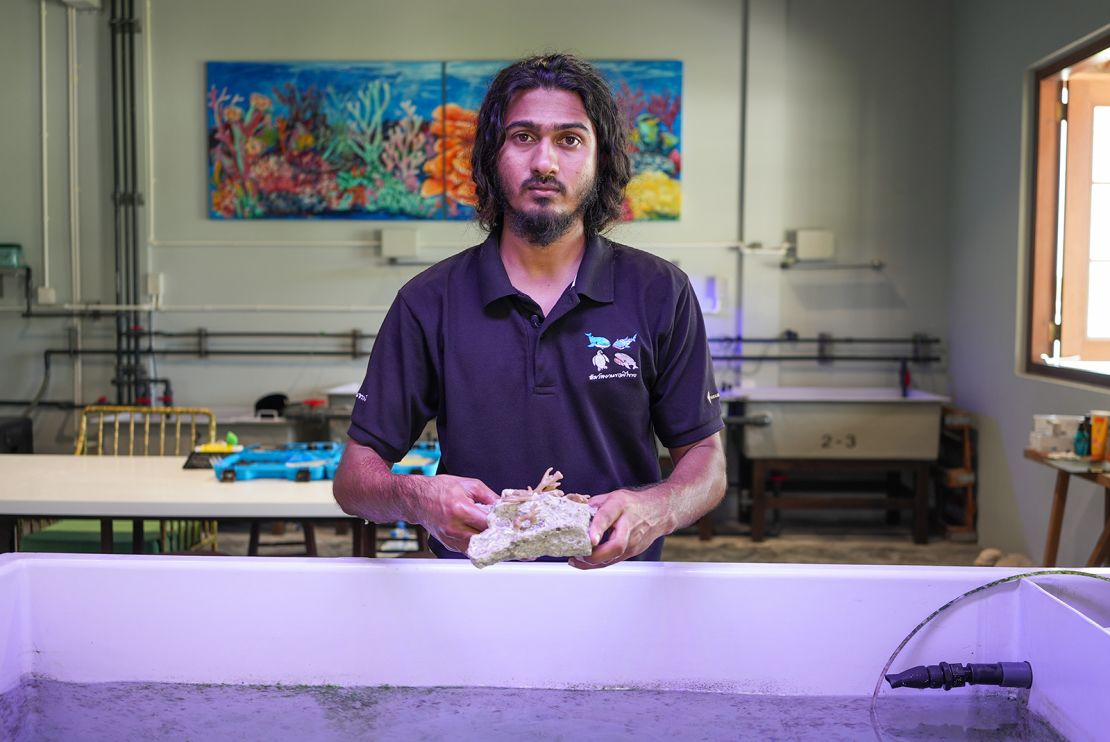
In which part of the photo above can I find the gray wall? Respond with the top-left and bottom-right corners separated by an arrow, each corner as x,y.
949,0 -> 1110,565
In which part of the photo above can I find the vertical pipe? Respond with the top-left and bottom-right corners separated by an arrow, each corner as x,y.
127,0 -> 141,403
110,0 -> 125,403
121,0 -> 132,402
143,0 -> 158,397
123,0 -> 135,402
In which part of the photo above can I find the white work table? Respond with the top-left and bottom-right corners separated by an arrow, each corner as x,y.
0,454 -> 354,553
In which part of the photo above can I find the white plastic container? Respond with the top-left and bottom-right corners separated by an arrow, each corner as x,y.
1028,431 -> 1075,454
0,555 -> 1107,741
1032,414 -> 1084,438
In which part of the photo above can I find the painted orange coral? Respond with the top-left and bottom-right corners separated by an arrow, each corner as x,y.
422,103 -> 478,208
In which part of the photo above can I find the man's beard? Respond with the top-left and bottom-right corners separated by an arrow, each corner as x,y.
501,175 -> 597,247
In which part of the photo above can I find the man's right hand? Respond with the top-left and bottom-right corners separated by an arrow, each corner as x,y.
414,475 -> 498,554
333,441 -> 498,554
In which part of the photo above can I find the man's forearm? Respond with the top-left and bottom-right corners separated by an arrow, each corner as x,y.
332,440 -> 427,524
654,432 -> 727,533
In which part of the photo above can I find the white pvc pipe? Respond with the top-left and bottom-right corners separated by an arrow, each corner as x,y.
148,240 -> 385,248
154,303 -> 390,313
68,7 -> 79,304
146,239 -> 746,249
59,303 -> 155,312
39,0 -> 50,291
0,303 -> 388,314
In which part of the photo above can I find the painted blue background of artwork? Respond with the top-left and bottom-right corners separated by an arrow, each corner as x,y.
593,59 -> 683,154
206,61 -> 443,129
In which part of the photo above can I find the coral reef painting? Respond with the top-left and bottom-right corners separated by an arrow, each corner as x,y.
207,61 -> 442,219
207,59 -> 681,221
595,60 -> 683,221
441,61 -> 506,220
444,60 -> 683,222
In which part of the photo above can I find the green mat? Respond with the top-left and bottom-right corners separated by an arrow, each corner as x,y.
19,519 -> 169,554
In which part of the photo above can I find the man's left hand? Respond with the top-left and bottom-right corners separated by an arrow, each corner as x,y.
568,488 -> 674,570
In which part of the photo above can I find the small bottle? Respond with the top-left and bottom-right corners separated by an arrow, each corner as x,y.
1074,416 -> 1091,457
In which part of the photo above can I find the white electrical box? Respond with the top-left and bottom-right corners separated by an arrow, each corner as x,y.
789,229 -> 836,261
380,229 -> 419,259
144,272 -> 165,297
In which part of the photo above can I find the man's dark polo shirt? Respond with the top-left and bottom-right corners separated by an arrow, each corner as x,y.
349,231 -> 724,560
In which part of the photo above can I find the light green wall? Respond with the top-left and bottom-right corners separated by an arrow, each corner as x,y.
744,0 -> 953,391
11,0 -> 1101,570
1,0 -> 743,451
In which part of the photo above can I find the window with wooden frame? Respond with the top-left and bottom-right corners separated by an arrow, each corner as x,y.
1025,26 -> 1110,387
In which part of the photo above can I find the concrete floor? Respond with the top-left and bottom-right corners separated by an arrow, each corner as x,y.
215,510 -> 986,566
213,478 -> 991,565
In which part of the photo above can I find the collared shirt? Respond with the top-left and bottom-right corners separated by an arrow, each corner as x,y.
349,231 -> 723,558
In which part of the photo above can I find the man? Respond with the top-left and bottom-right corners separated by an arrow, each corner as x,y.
333,53 -> 724,569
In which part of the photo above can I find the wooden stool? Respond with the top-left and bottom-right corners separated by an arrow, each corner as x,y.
248,521 -> 318,556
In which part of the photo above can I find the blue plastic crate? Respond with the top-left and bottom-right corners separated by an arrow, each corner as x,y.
214,442 -> 343,482
391,441 -> 440,476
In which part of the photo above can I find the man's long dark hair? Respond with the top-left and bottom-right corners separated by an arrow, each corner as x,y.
470,53 -> 631,235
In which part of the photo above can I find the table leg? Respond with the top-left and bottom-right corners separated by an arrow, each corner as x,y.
697,514 -> 714,541
100,518 -> 113,553
885,471 -> 902,525
351,521 -> 375,557
365,522 -> 377,556
0,516 -> 14,553
1043,471 -> 1070,568
1085,515 -> 1110,567
303,522 -> 318,557
751,460 -> 767,542
912,463 -> 928,544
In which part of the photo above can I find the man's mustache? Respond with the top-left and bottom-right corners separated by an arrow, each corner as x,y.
520,176 -> 565,194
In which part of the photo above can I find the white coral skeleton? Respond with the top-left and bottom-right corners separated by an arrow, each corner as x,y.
500,468 -> 591,529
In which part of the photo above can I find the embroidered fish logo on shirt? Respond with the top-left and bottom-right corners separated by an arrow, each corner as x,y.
585,332 -> 611,348
612,334 -> 638,350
